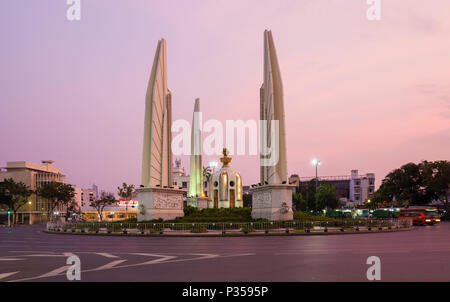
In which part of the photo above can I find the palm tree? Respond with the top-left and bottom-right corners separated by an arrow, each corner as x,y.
203,166 -> 212,197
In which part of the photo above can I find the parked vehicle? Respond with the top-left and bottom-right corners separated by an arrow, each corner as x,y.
399,208 -> 441,226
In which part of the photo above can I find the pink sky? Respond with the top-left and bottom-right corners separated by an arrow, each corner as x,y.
1,0 -> 449,194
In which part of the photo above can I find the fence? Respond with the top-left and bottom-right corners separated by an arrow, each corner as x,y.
47,218 -> 412,235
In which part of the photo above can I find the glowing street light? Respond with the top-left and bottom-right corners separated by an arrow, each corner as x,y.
311,159 -> 321,210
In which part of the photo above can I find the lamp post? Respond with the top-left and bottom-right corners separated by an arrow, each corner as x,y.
312,159 -> 321,212
28,201 -> 32,225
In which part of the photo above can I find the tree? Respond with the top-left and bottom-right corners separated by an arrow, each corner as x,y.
423,160 -> 450,218
65,200 -> 80,222
90,192 -> 116,221
243,193 -> 252,208
203,166 -> 212,197
292,192 -> 307,211
373,161 -> 450,209
37,182 -> 75,221
299,179 -> 318,212
315,184 -> 340,211
117,183 -> 136,219
0,178 -> 33,224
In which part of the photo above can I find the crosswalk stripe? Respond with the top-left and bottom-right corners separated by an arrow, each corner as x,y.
0,272 -> 19,280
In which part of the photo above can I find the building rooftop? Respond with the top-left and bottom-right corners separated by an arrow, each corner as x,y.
1,161 -> 64,175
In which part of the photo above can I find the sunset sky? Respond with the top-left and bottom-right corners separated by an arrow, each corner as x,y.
1,0 -> 449,194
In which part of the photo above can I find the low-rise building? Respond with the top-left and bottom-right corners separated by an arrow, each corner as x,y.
289,170 -> 375,206
0,160 -> 66,224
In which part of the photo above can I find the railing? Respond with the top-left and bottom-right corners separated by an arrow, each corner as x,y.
47,219 -> 413,235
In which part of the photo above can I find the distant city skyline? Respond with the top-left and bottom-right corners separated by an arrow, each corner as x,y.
1,0 -> 449,194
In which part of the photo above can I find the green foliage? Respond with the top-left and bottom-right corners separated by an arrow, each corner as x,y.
37,182 -> 75,219
117,183 -> 136,201
298,179 -> 318,211
292,193 -> 307,211
371,210 -> 397,219
0,178 -> 33,223
315,184 -> 340,210
177,207 -> 253,223
90,192 -> 116,222
325,210 -> 352,219
88,224 -> 100,232
243,193 -> 252,208
183,205 -> 198,216
293,211 -> 338,222
373,161 -> 450,212
190,224 -> 208,233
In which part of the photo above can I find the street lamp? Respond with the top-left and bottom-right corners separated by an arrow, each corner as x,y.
311,159 -> 321,184
28,201 -> 32,225
311,159 -> 321,211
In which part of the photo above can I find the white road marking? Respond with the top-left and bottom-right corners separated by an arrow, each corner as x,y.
92,260 -> 127,271
96,253 -> 119,259
0,258 -> 24,261
130,253 -> 177,264
6,252 -> 255,282
36,265 -> 71,279
0,272 -> 19,280
26,252 -> 74,258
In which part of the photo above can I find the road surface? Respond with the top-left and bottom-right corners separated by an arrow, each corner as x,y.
1,223 -> 449,282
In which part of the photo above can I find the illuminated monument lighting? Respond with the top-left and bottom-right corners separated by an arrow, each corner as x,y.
137,38 -> 184,222
188,98 -> 208,209
250,30 -> 294,221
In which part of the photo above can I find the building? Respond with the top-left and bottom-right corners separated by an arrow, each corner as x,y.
73,185 -> 138,222
349,170 -> 375,204
290,169 -> 375,206
0,160 -> 66,224
172,159 -> 209,200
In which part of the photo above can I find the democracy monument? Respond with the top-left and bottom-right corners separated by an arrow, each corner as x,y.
136,39 -> 185,221
250,30 -> 294,221
137,30 -> 293,221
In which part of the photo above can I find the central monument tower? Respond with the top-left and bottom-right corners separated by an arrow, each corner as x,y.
137,39 -> 184,221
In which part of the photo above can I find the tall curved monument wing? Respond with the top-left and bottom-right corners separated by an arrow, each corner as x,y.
189,98 -> 203,198
137,39 -> 184,222
260,30 -> 288,185
252,30 -> 293,221
141,39 -> 173,188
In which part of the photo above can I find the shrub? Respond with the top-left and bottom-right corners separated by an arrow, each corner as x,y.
88,224 -> 99,233
190,224 -> 207,233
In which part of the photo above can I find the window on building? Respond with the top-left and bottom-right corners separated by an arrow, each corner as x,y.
355,180 -> 360,186
182,182 -> 187,188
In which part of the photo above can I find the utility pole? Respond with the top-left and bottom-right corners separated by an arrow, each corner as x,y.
312,159 -> 321,212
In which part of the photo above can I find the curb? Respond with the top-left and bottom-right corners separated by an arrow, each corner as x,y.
43,227 -> 413,238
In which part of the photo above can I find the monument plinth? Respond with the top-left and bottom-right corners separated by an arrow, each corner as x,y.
251,30 -> 293,221
250,184 -> 294,221
138,38 -> 184,221
137,187 -> 184,221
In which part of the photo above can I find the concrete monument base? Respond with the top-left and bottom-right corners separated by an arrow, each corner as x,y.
187,196 -> 208,209
137,187 -> 185,221
250,184 -> 295,221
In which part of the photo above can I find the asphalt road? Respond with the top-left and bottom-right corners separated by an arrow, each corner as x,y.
1,223 -> 450,282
